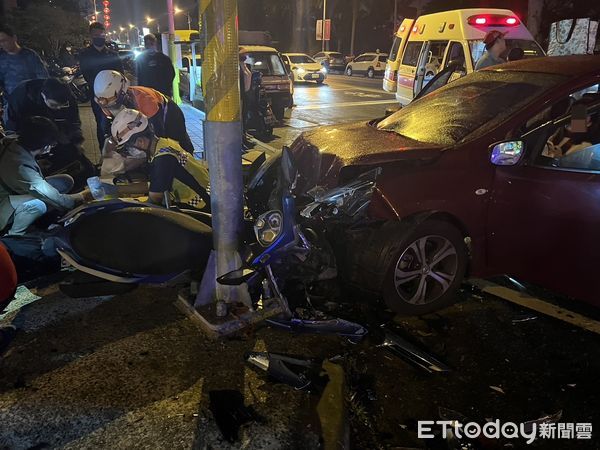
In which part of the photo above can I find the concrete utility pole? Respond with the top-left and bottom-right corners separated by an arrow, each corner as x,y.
166,0 -> 182,104
197,0 -> 250,316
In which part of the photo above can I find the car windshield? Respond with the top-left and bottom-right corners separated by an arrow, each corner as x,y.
328,52 -> 342,58
289,55 -> 316,64
244,52 -> 287,76
377,70 -> 567,146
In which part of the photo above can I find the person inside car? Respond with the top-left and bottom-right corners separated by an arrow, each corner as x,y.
543,97 -> 600,168
94,70 -> 194,155
110,108 -> 210,210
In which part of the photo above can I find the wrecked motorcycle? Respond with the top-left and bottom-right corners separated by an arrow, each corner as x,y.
51,198 -> 213,297
218,147 -> 377,339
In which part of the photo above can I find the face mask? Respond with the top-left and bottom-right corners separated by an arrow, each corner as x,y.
65,47 -> 72,51
92,37 -> 106,47
126,147 -> 147,159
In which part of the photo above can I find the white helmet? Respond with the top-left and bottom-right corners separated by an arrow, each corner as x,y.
111,108 -> 149,146
94,70 -> 129,109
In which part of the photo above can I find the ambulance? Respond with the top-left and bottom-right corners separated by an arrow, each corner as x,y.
382,9 -> 544,105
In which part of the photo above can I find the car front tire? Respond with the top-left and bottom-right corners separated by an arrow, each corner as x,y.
346,66 -> 353,76
382,220 -> 468,315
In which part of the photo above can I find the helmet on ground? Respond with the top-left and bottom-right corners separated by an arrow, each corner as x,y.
94,70 -> 129,109
111,108 -> 150,146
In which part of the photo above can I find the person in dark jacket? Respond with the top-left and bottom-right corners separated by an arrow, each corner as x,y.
6,78 -> 83,146
58,43 -> 78,68
0,24 -> 48,123
135,34 -> 176,97
78,22 -> 123,147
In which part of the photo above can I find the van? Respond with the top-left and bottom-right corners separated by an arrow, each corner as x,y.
382,9 -> 544,104
240,45 -> 293,120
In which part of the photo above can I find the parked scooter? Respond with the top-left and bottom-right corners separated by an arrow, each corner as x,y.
48,60 -> 91,103
243,71 -> 276,139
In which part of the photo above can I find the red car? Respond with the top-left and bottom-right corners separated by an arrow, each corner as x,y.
288,55 -> 600,315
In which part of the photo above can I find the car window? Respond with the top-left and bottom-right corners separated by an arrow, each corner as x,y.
244,52 -> 287,76
445,42 -> 466,68
389,36 -> 403,61
289,55 -> 316,64
426,41 -> 448,72
354,55 -> 369,63
530,88 -> 600,172
522,85 -> 600,134
469,39 -> 544,68
377,70 -> 567,146
401,41 -> 423,67
314,53 -> 324,58
378,55 -> 388,63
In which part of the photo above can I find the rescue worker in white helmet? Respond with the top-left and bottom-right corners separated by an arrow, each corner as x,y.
94,70 -> 194,155
110,108 -> 210,210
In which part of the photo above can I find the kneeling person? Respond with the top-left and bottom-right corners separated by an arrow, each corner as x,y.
0,117 -> 89,236
111,109 -> 210,210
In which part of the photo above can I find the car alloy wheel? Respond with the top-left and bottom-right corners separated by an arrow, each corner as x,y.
367,68 -> 374,78
382,220 -> 467,315
346,67 -> 353,76
393,235 -> 458,305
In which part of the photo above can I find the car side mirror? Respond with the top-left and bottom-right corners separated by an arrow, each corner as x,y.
490,141 -> 525,166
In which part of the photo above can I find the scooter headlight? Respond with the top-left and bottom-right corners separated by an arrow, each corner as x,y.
254,210 -> 283,247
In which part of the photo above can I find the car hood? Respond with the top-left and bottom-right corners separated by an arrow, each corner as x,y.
289,121 -> 443,190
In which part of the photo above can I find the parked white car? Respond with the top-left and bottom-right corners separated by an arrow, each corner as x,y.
345,52 -> 388,78
282,53 -> 327,83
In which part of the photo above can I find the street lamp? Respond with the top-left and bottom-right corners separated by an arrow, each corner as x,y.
174,6 -> 191,30
146,16 -> 160,33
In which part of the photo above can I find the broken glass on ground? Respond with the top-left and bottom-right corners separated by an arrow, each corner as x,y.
377,327 -> 451,374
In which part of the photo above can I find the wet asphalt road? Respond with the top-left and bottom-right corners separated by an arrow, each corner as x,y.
1,75 -> 600,449
262,73 -> 398,151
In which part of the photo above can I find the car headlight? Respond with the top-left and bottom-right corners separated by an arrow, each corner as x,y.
296,67 -> 306,74
320,67 -> 327,74
301,167 -> 382,219
254,210 -> 283,247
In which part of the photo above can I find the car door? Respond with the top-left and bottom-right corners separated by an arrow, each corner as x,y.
353,55 -> 368,74
486,85 -> 600,305
397,41 -> 424,105
417,41 -> 449,92
281,55 -> 292,75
